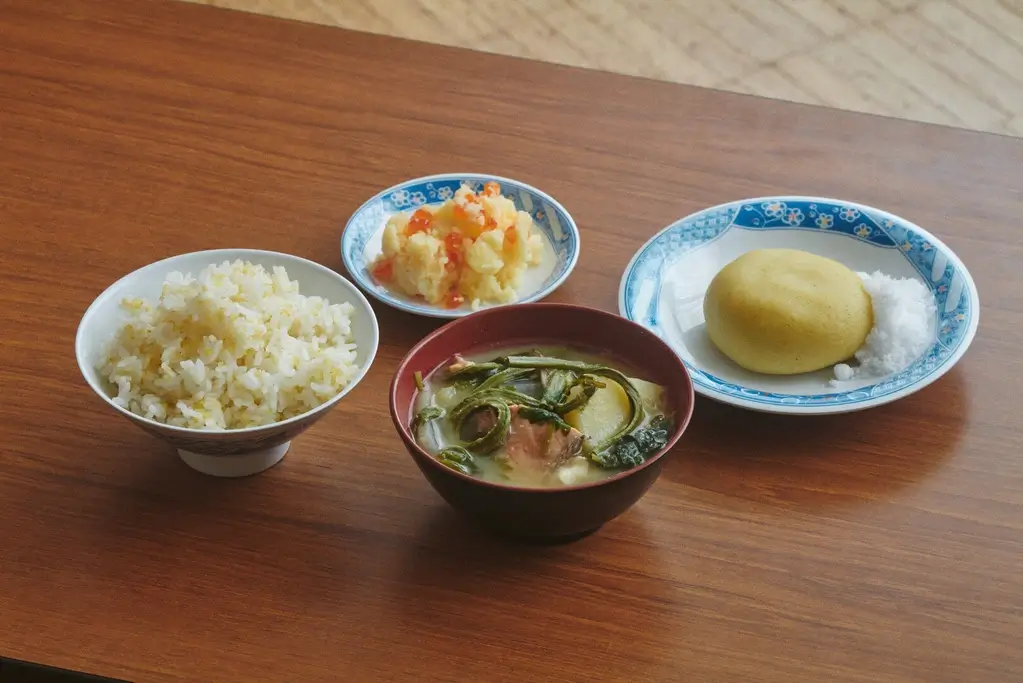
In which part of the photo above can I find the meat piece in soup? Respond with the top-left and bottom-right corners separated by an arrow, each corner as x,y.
410,347 -> 674,488
503,404 -> 584,475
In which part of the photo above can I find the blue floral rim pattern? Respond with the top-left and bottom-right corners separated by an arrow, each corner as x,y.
619,197 -> 979,411
341,174 -> 579,318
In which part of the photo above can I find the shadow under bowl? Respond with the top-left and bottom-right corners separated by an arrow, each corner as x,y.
389,303 -> 695,542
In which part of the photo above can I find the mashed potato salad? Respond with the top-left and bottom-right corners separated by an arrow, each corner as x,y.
97,261 -> 361,430
371,181 -> 544,309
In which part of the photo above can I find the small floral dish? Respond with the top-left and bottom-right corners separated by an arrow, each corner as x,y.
76,249 -> 379,476
618,196 -> 979,415
341,173 -> 580,318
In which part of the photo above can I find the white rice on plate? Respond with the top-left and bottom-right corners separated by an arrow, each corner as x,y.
97,260 -> 360,430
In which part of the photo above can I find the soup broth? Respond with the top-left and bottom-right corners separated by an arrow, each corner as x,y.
411,346 -> 673,488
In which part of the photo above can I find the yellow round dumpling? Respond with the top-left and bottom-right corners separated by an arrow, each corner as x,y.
703,248 -> 873,375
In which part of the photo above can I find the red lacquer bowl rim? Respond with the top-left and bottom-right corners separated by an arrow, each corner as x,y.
388,302 -> 696,494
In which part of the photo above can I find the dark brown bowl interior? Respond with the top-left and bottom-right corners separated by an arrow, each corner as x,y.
389,303 -> 695,543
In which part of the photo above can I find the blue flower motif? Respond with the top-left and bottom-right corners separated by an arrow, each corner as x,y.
410,191 -> 427,206
782,208 -> 804,226
390,189 -> 410,206
937,284 -> 948,293
900,241 -> 913,252
436,186 -> 454,200
762,201 -> 787,218
839,207 -> 860,222
855,224 -> 871,238
816,214 -> 834,229
921,241 -> 933,251
881,218 -> 895,228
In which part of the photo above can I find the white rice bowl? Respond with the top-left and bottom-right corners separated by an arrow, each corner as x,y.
97,260 -> 362,430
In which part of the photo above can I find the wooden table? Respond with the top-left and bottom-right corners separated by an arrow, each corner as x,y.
1,1 -> 1021,681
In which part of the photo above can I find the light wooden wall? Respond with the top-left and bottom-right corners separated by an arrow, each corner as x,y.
183,0 -> 1023,137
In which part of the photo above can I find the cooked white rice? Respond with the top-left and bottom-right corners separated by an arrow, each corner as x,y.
98,260 -> 360,430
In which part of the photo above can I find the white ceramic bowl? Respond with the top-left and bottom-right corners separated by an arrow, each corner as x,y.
76,249 -> 380,477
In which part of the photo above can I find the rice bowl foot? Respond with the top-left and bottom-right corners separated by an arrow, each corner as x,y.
178,441 -> 290,477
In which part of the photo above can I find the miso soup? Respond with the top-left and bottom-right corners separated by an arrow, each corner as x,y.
410,346 -> 674,488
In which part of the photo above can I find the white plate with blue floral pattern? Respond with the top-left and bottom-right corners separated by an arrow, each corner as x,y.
619,196 -> 979,415
342,173 -> 579,319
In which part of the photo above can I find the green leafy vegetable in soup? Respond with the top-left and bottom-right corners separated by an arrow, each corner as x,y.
411,347 -> 674,488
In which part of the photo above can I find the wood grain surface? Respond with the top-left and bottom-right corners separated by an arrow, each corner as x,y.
1,1 -> 1021,681
184,0 -> 1023,138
